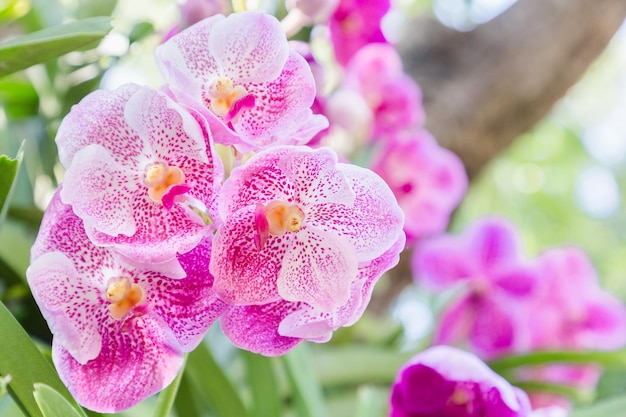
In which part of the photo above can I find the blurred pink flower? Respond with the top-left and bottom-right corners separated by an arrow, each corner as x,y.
156,11 -> 327,152
517,247 -> 626,410
371,130 -> 467,244
528,247 -> 626,351
390,345 -> 531,417
210,146 -> 404,353
55,84 -> 221,276
328,0 -> 390,65
27,190 -> 225,412
412,217 -> 540,358
343,43 -> 425,138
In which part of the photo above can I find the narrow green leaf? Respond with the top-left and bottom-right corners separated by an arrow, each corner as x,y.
0,17 -> 112,77
33,383 -> 84,417
572,395 -> 626,417
174,372 -> 209,417
489,350 -> 626,372
512,380 -> 594,404
153,356 -> 186,417
185,342 -> 249,417
0,147 -> 22,225
281,344 -> 327,417
0,301 -> 75,417
242,350 -> 283,417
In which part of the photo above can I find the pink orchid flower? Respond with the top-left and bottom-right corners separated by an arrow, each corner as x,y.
220,234 -> 404,355
343,43 -> 425,139
27,190 -> 226,412
390,346 -> 532,417
516,247 -> 626,410
412,217 -> 540,359
371,130 -> 467,245
210,146 -> 404,350
329,0 -> 390,65
155,11 -> 327,152
528,247 -> 626,351
55,83 -> 221,276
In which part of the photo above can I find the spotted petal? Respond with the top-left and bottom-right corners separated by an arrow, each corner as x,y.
211,205 -> 286,305
209,11 -> 288,83
52,315 -> 183,413
57,85 -> 220,267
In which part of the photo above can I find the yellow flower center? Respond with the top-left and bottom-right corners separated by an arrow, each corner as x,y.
265,201 -> 305,236
209,77 -> 249,117
106,277 -> 146,320
144,162 -> 185,203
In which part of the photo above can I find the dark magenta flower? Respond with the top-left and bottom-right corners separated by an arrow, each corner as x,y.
412,217 -> 539,358
390,345 -> 531,417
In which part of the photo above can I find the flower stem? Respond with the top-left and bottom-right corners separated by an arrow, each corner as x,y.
154,355 -> 186,417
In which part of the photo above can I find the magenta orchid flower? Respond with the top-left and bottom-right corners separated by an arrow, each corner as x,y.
220,234 -> 405,355
343,43 -> 425,138
527,247 -> 626,351
55,83 -> 220,276
371,130 -> 467,245
329,0 -> 390,65
155,11 -> 327,152
412,217 -> 539,359
27,190 -> 226,412
209,146 -> 404,349
390,345 -> 532,417
516,247 -> 626,410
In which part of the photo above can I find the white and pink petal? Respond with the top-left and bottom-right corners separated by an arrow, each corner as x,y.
52,315 -> 184,413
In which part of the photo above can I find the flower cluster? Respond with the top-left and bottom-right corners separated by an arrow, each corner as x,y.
26,7 -> 413,412
411,217 -> 626,411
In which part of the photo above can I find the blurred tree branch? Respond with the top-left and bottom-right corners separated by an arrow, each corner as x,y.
370,0 -> 626,315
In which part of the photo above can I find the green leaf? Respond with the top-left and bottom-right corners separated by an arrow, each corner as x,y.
572,395 -> 626,417
489,349 -> 626,372
0,301 -> 75,417
311,345 -> 415,388
153,356 -> 186,417
242,350 -> 282,417
0,146 -> 23,226
281,344 -> 328,417
185,342 -> 249,417
0,17 -> 112,77
33,383 -> 84,417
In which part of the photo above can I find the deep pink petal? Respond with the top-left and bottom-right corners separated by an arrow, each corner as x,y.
465,217 -> 523,273
329,0 -> 390,65
211,205 -> 286,305
52,315 -> 184,413
209,11 -> 288,83
493,264 -> 540,297
221,302 -> 304,356
469,296 -> 518,359
370,131 -> 467,243
411,235 -> 478,290
277,226 -> 358,312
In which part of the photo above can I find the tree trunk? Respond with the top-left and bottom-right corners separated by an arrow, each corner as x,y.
369,0 -> 626,314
